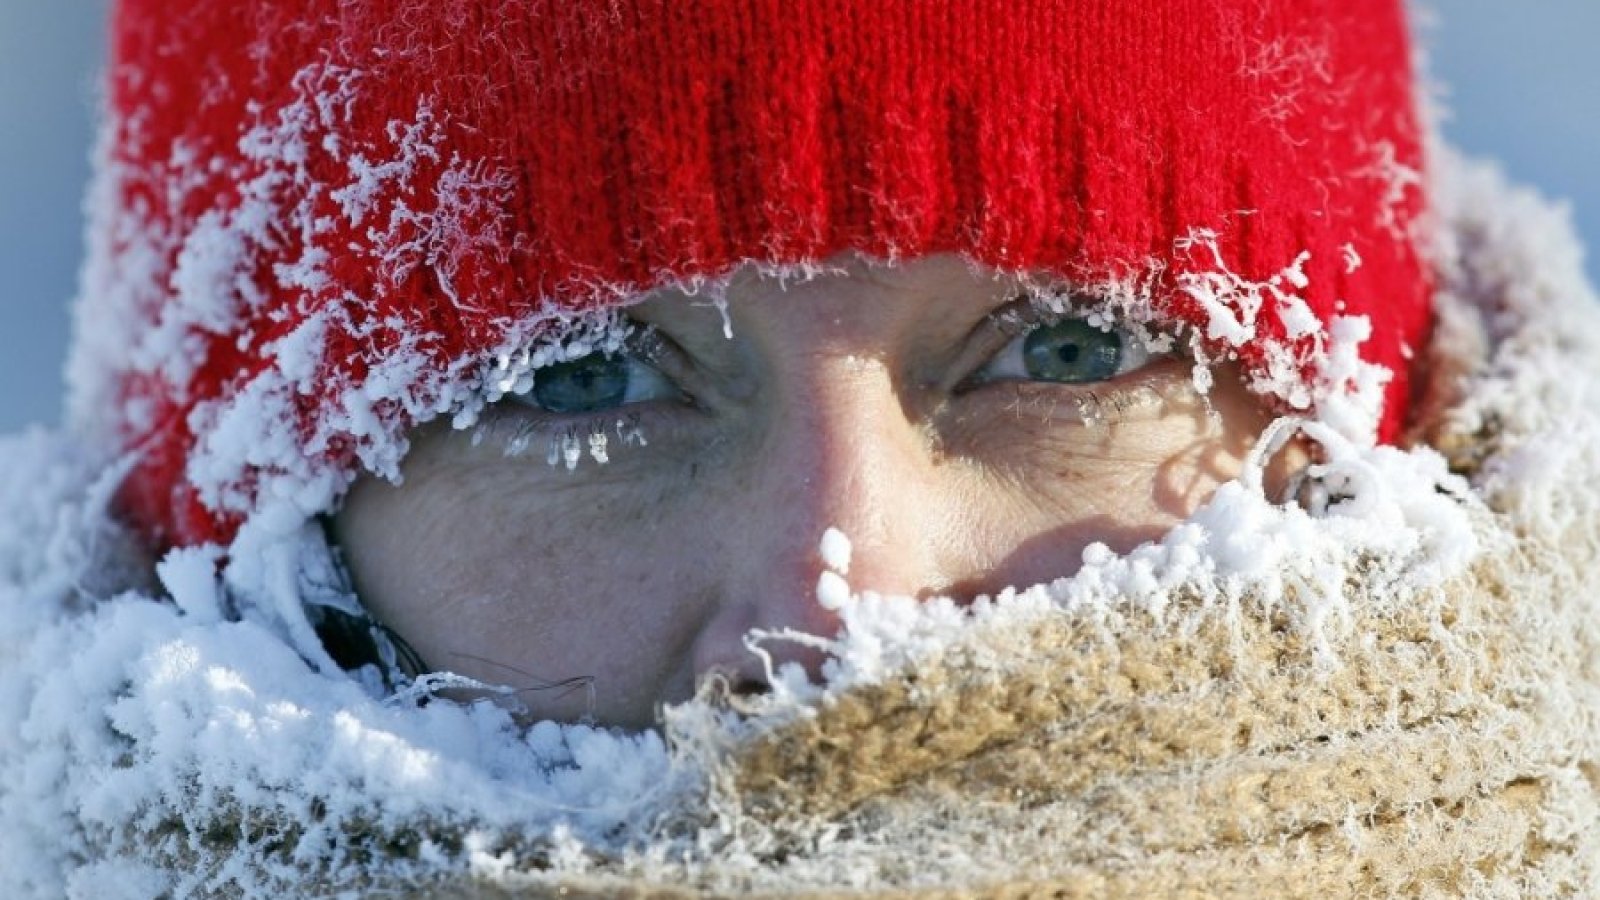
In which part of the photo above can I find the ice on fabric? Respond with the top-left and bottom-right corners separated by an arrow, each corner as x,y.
4,150 -> 1600,896
70,56 -> 1400,543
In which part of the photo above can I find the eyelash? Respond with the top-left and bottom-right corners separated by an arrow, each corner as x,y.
490,302 -> 1170,431
472,408 -> 659,470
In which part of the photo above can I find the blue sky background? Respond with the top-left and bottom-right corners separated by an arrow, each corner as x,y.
2,0 -> 1596,432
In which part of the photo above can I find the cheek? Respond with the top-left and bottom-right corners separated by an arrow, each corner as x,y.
940,375 -> 1268,589
331,444 -> 717,724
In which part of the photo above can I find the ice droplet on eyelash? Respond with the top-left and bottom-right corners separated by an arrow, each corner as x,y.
820,527 -> 852,575
588,430 -> 609,464
616,418 -> 648,447
816,570 -> 851,611
563,433 -> 582,470
547,432 -> 584,470
1074,393 -> 1106,427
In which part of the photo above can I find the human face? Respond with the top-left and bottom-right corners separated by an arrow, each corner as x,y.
331,252 -> 1281,729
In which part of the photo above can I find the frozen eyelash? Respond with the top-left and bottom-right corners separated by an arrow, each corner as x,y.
471,411 -> 650,469
534,415 -> 650,469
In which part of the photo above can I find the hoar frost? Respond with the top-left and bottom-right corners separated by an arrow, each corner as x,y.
13,146 -> 1595,895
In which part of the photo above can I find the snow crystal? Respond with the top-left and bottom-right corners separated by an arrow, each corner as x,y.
154,544 -> 226,624
819,527 -> 852,575
816,570 -> 852,612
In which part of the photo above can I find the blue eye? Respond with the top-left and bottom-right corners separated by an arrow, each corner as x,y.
975,317 -> 1153,386
1022,319 -> 1123,383
521,353 -> 677,414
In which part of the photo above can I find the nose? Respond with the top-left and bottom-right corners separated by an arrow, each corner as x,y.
688,354 -> 951,693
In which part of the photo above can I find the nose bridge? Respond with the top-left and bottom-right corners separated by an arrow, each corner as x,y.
690,346 -> 949,689
762,351 -> 941,600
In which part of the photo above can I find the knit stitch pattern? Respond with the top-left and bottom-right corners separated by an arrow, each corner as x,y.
82,0 -> 1430,547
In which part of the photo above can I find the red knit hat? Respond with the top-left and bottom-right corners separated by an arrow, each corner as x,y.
73,0 -> 1431,550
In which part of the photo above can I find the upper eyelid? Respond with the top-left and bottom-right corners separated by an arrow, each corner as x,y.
619,321 -> 727,406
986,296 -> 1051,334
621,322 -> 691,375
943,295 -> 1074,392
983,292 -> 1104,339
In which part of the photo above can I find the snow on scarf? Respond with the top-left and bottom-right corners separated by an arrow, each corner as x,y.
2,149 -> 1599,898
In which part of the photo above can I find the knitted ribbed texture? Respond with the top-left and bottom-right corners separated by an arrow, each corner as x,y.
82,0 -> 1430,547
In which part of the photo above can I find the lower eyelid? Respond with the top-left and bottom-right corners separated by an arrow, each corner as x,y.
978,380 -> 1128,416
955,358 -> 1190,421
476,395 -> 721,460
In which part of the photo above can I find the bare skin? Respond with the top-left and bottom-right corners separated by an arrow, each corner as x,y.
332,251 -> 1288,729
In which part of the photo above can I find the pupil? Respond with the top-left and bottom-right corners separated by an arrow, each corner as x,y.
1056,345 -> 1081,365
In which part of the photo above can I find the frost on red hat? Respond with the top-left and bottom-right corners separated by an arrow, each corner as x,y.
72,0 -> 1432,549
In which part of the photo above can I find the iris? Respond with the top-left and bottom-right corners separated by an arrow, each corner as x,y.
531,355 -> 631,413
1021,320 -> 1122,383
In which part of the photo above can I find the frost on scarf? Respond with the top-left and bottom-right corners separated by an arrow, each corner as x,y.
5,153 -> 1600,896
